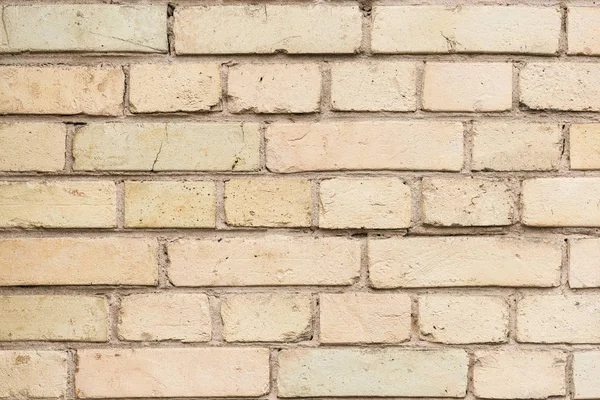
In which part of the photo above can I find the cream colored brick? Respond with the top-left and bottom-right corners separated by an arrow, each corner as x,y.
0,351 -> 67,398
0,66 -> 124,115
423,63 -> 512,111
419,295 -> 509,344
76,348 -> 270,398
278,348 -> 468,397
0,123 -> 65,171
124,181 -> 215,228
521,63 -> 600,111
225,179 -> 311,227
330,61 -> 417,111
222,293 -> 312,342
571,124 -> 600,170
319,178 -> 411,229
422,178 -> 513,226
130,64 -> 221,113
574,352 -> 600,399
472,122 -> 562,171
0,237 -> 158,286
74,123 -> 260,171
474,350 -> 566,399
119,293 -> 210,342
568,7 -> 600,55
228,64 -> 321,113
372,6 -> 560,54
0,181 -> 116,228
522,178 -> 600,227
570,239 -> 600,288
168,236 -> 360,286
266,121 -> 463,172
174,5 -> 361,54
369,237 -> 561,288
518,295 -> 600,343
0,295 -> 107,341
320,293 -> 411,344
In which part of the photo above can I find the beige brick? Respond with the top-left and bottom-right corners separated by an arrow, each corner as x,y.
129,64 -> 221,113
0,66 -> 124,115
278,348 -> 468,397
320,293 -> 411,344
372,6 -> 560,54
119,293 -> 211,342
423,63 -> 512,111
0,237 -> 158,286
124,181 -> 216,228
0,295 -> 107,341
419,295 -> 509,344
0,123 -> 65,171
74,123 -> 260,171
0,351 -> 67,398
474,350 -> 566,399
168,236 -> 360,286
570,239 -> 600,288
76,348 -> 270,398
174,5 -> 361,54
330,61 -> 418,111
225,179 -> 312,227
574,352 -> 600,399
319,178 -> 411,229
568,7 -> 600,55
228,64 -> 321,113
369,237 -> 561,288
518,295 -> 600,343
266,121 -> 463,173
0,181 -> 116,228
221,293 -> 312,342
521,63 -> 600,111
422,178 -> 513,226
571,124 -> 600,170
522,178 -> 600,227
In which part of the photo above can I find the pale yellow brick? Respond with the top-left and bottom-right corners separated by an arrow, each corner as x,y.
0,66 -> 124,115
330,61 -> 417,111
574,352 -> 600,399
0,123 -> 65,171
221,293 -> 312,342
319,293 -> 411,344
119,293 -> 211,342
570,239 -> 600,288
472,122 -> 562,171
518,295 -> 600,343
0,181 -> 116,228
0,295 -> 107,341
419,295 -> 509,344
423,63 -> 512,111
168,236 -> 360,286
174,5 -> 361,54
372,6 -> 560,54
228,64 -> 321,113
0,237 -> 158,286
522,178 -> 600,227
319,178 -> 411,229
129,64 -> 221,113
369,237 -> 561,288
568,7 -> 600,55
124,181 -> 215,228
225,179 -> 312,227
570,124 -> 600,170
474,350 -> 566,399
76,348 -> 270,398
266,121 -> 463,172
422,178 -> 513,226
278,348 -> 468,397
73,123 -> 260,171
0,351 -> 67,398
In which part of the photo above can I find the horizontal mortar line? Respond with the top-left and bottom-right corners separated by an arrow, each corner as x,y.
0,0 -> 576,4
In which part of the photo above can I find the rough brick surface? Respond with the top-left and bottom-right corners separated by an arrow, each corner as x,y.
574,352 -> 600,399
570,124 -> 600,170
0,351 -> 68,398
568,7 -> 600,55
570,239 -> 600,288
0,123 -> 65,171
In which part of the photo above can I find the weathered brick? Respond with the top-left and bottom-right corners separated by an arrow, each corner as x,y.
570,124 -> 600,170
0,295 -> 107,341
0,122 -> 65,171
320,293 -> 411,344
174,5 -> 361,54
319,178 -> 411,229
574,352 -> 600,399
168,236 -> 360,286
278,348 -> 468,397
76,348 -> 270,398
73,123 -> 260,171
568,7 -> 600,55
0,351 -> 67,398
369,237 -> 561,288
266,121 -> 463,173
570,239 -> 600,288
228,64 -> 321,113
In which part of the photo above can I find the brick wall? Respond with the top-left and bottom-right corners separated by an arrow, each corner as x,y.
0,2 -> 599,398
